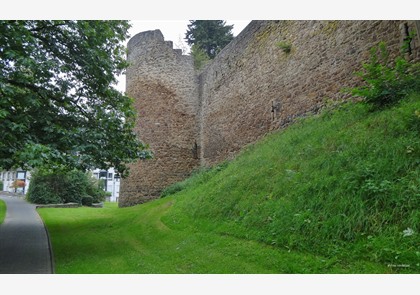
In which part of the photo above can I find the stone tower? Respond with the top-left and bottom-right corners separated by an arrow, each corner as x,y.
119,30 -> 200,207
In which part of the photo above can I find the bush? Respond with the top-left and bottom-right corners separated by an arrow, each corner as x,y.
346,41 -> 420,108
26,172 -> 63,204
27,169 -> 106,205
81,196 -> 93,206
91,189 -> 107,203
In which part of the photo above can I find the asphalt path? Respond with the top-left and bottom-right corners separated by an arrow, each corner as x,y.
0,194 -> 53,274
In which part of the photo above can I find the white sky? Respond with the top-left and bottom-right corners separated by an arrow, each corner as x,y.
115,20 -> 250,92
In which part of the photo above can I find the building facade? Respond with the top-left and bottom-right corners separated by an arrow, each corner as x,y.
91,167 -> 121,202
0,169 -> 31,195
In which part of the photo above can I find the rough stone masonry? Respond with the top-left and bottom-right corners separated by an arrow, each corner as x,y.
119,20 -> 419,207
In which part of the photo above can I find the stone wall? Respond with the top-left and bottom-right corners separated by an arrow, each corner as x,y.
199,20 -> 420,166
119,21 -> 419,207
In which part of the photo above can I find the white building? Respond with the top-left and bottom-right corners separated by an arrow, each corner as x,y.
0,168 -> 120,202
90,167 -> 121,202
0,169 -> 31,195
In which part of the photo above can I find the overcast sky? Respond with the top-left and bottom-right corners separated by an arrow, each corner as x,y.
116,20 -> 251,92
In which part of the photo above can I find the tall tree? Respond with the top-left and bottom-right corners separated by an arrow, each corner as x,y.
0,20 -> 151,177
185,20 -> 234,59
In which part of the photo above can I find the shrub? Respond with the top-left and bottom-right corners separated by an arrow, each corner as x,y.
85,173 -> 107,203
91,189 -> 107,203
346,41 -> 420,108
26,172 -> 63,204
27,169 -> 106,205
81,196 -> 93,207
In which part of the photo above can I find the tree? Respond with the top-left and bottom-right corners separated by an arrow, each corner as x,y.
190,44 -> 211,70
0,20 -> 151,177
185,20 -> 234,59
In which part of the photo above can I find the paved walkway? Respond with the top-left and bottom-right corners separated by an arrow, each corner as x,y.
0,194 -> 53,274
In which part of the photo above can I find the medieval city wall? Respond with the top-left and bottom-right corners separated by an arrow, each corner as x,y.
198,20 -> 419,166
120,20 -> 419,207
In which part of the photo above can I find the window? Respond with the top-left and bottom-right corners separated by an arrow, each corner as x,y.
17,171 -> 26,180
114,173 -> 120,182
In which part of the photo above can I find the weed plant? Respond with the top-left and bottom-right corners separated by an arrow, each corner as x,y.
345,41 -> 420,108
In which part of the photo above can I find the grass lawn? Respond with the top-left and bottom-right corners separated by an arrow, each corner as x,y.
39,200 -> 390,274
0,199 -> 6,224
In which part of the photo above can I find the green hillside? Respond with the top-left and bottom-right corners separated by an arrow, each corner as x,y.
162,94 -> 419,272
39,94 -> 420,273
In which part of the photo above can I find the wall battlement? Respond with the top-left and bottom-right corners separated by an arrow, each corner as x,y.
119,20 -> 419,207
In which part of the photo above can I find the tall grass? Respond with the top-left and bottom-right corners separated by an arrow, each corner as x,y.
163,94 -> 420,272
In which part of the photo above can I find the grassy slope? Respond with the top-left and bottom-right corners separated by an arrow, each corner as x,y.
165,95 -> 420,272
39,95 -> 420,273
0,199 -> 6,224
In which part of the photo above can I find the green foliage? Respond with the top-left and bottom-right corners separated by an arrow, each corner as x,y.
346,41 -> 420,108
0,180 -> 3,191
85,172 -> 108,203
26,171 -> 63,204
81,196 -> 93,206
0,20 -> 152,176
185,20 -> 234,59
276,41 -> 292,53
190,44 -> 211,70
27,169 -> 106,205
